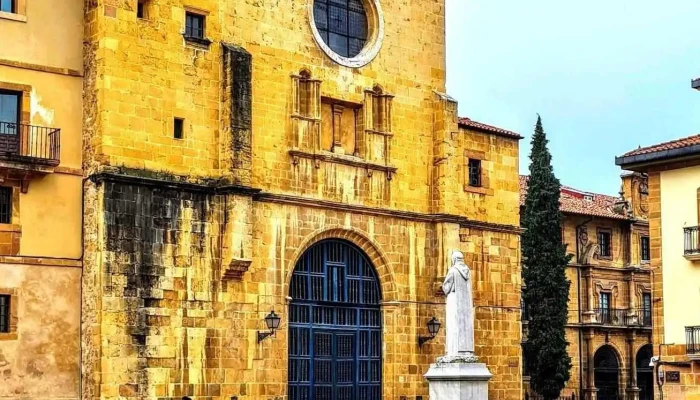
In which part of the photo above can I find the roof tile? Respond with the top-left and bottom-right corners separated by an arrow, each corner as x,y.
621,134 -> 700,157
519,175 -> 628,220
458,117 -> 523,139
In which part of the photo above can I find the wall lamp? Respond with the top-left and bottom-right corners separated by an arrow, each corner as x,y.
257,310 -> 281,343
418,317 -> 441,346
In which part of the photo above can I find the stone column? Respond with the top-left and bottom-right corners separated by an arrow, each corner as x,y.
627,331 -> 641,400
582,266 -> 596,323
627,272 -> 639,325
584,330 -> 598,400
627,333 -> 640,400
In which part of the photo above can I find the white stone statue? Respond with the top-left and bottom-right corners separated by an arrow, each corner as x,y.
424,250 -> 491,400
441,250 -> 476,361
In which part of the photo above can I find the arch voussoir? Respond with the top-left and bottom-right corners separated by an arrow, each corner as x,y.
285,226 -> 398,302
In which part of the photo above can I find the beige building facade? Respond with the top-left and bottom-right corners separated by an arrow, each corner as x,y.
520,174 -> 653,400
617,134 -> 700,400
79,1 -> 524,400
0,0 -> 84,398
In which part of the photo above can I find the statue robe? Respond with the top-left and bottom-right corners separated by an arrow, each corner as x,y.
442,262 -> 474,356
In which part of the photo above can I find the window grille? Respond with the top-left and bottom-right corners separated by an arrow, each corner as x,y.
0,187 -> 11,224
0,295 -> 9,333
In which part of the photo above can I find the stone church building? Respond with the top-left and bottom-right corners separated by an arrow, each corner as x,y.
78,0 -> 523,399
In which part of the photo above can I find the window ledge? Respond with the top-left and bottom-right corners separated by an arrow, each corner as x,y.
0,11 -> 27,22
289,148 -> 396,180
291,114 -> 320,122
0,332 -> 18,341
684,253 -> 700,262
183,34 -> 212,49
463,184 -> 492,195
0,224 -> 20,233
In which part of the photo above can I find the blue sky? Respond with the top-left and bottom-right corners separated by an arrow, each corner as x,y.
446,0 -> 700,194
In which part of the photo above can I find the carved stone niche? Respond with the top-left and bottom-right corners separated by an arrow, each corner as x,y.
222,258 -> 252,281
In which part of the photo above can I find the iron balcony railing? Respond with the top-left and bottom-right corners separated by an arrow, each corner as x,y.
637,308 -> 653,327
684,226 -> 700,255
594,308 -> 652,327
595,308 -> 629,326
525,394 -> 576,400
0,121 -> 60,166
686,326 -> 700,355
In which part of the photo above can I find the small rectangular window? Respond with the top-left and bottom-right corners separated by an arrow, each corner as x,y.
0,0 -> 15,13
642,292 -> 652,326
598,229 -> 612,258
185,12 -> 205,39
0,295 -> 9,333
0,91 -> 21,126
173,118 -> 184,139
0,187 -> 11,224
136,0 -> 146,19
641,236 -> 650,262
468,159 -> 482,187
599,292 -> 611,324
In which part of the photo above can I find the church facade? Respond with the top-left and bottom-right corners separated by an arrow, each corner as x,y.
81,1 -> 523,399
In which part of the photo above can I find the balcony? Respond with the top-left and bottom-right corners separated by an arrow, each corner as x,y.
684,226 -> 700,261
594,308 -> 652,328
686,326 -> 700,358
0,121 -> 60,191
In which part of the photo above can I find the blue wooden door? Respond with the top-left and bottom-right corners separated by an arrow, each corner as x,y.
288,240 -> 382,400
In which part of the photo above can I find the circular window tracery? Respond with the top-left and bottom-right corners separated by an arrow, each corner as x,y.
309,0 -> 384,68
313,0 -> 368,58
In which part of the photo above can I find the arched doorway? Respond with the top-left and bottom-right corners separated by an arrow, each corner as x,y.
594,345 -> 620,400
288,240 -> 382,400
636,345 -> 654,400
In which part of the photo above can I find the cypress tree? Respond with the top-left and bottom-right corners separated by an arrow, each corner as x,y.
522,116 -> 572,400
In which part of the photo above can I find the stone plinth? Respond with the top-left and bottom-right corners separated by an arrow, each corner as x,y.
425,361 -> 492,400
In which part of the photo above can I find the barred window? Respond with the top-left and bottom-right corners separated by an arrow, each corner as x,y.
468,159 -> 482,187
0,295 -> 9,333
313,0 -> 368,58
0,187 -> 11,224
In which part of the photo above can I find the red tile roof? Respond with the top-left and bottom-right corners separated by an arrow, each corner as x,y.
519,175 -> 628,220
621,134 -> 700,157
458,117 -> 523,139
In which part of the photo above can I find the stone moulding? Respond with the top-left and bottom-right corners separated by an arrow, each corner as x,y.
308,0 -> 385,68
289,148 -> 396,180
255,192 -> 522,234
437,355 -> 481,364
87,168 -> 261,196
222,258 -> 252,281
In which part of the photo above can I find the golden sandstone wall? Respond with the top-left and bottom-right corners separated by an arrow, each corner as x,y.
81,1 -> 522,400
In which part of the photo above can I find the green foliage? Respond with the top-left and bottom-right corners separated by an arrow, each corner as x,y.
522,116 -> 573,400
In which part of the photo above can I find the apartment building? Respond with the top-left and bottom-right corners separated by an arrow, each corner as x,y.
0,0 -> 83,398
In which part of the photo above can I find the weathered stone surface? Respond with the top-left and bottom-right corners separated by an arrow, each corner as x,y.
80,1 -> 524,399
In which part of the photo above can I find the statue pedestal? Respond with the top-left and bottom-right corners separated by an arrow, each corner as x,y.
424,360 -> 492,400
